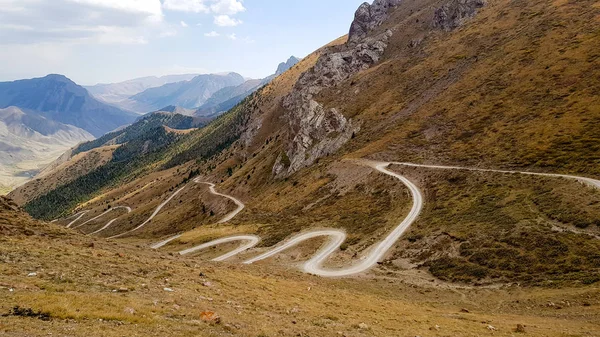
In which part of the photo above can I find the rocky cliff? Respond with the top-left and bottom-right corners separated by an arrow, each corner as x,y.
270,0 -> 487,177
348,0 -> 402,44
271,1 -> 402,177
433,0 -> 486,31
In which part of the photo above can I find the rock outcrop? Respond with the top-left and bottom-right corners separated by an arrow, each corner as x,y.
271,0 -> 486,177
433,0 -> 486,31
348,0 -> 402,44
274,27 -> 395,177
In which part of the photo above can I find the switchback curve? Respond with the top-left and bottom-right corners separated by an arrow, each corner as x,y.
55,160 -> 600,278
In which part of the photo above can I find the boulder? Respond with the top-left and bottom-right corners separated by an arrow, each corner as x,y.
200,311 -> 221,324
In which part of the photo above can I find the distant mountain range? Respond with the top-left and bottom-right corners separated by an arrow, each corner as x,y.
125,72 -> 246,113
84,57 -> 301,117
194,56 -> 300,117
85,74 -> 199,106
0,106 -> 93,193
0,74 -> 137,137
0,74 -> 136,193
0,56 -> 301,193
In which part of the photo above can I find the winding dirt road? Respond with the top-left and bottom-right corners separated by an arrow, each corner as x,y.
108,186 -> 186,239
241,162 -> 423,276
391,162 -> 600,189
72,206 -> 132,230
149,178 -> 246,249
58,160 -> 600,278
86,207 -> 132,235
65,211 -> 89,228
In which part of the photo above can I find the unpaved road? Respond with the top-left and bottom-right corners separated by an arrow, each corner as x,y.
64,178 -> 244,243
72,206 -> 132,230
150,179 -> 246,249
57,160 -> 600,278
170,161 -> 423,277
241,162 -> 423,277
391,162 -> 600,189
195,178 -> 245,223
108,186 -> 186,239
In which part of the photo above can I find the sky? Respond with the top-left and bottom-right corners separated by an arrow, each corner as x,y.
0,0 -> 367,85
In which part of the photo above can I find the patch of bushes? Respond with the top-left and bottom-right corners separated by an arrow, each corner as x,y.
428,257 -> 489,282
2,306 -> 51,321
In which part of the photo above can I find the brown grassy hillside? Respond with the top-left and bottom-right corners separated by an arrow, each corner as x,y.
2,197 -> 600,336
9,146 -> 117,205
336,0 -> 600,176
16,0 -> 600,288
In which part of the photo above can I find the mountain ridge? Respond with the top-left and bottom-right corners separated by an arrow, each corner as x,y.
0,106 -> 93,194
0,74 -> 137,137
194,56 -> 301,117
85,74 -> 200,108
121,72 -> 245,113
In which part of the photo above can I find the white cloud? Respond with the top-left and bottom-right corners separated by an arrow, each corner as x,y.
162,0 -> 245,15
158,25 -> 178,38
69,0 -> 163,19
0,24 -> 34,32
227,33 -> 236,40
214,15 -> 242,27
162,0 -> 208,13
180,21 -> 189,28
204,31 -> 220,37
210,0 -> 245,15
0,42 -> 72,80
0,0 -> 168,45
241,36 -> 255,44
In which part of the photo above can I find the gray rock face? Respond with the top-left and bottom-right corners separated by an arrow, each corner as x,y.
273,27 -> 394,177
433,0 -> 485,31
348,0 -> 402,44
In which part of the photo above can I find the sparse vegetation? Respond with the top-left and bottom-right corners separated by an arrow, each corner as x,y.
3,306 -> 51,321
25,127 -> 183,220
2,197 -> 600,336
386,165 -> 600,285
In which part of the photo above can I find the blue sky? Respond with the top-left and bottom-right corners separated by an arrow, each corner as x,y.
0,0 -> 366,85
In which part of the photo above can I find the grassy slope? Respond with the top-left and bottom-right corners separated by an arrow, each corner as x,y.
1,199 -> 600,336
9,145 -> 118,205
188,0 -> 600,285
337,0 -> 600,175
13,0 -> 600,287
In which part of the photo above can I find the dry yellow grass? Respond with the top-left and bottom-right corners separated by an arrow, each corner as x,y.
1,200 -> 599,336
9,145 -> 118,205
7,2 -> 600,335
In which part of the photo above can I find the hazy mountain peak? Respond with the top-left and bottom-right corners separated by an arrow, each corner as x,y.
126,72 -> 246,112
0,75 -> 136,137
276,56 -> 301,75
43,74 -> 71,82
0,106 -> 93,192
